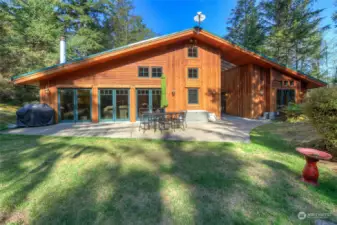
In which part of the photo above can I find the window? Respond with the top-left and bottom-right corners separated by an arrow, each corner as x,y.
152,67 -> 162,78
188,89 -> 199,104
283,81 -> 289,86
188,46 -> 198,58
138,67 -> 149,77
277,89 -> 295,110
290,80 -> 294,86
188,68 -> 198,79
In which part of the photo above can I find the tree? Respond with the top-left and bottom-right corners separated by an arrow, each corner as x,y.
226,0 -> 265,52
333,0 -> 337,27
0,0 -> 154,103
260,0 -> 328,79
103,0 -> 155,49
57,0 -> 108,59
0,0 -> 61,102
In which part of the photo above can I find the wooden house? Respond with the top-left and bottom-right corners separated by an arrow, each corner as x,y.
12,28 -> 326,123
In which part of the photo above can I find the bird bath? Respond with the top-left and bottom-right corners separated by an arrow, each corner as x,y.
296,148 -> 332,185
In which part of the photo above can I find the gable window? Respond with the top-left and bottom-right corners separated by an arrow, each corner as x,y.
138,67 -> 149,77
188,68 -> 198,79
152,67 -> 162,78
188,46 -> 198,58
188,88 -> 199,104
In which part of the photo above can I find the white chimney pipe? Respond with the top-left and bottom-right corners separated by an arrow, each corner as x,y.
60,36 -> 66,64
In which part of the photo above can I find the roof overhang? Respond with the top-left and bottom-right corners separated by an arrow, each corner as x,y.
12,28 -> 326,87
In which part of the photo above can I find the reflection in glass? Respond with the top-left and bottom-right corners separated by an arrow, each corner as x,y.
100,89 -> 113,120
137,90 -> 149,117
77,89 -> 91,121
152,89 -> 161,112
116,89 -> 129,120
60,89 -> 74,121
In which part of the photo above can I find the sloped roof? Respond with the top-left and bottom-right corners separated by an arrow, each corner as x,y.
12,28 -> 326,87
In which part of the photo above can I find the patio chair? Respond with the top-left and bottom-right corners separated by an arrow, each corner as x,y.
158,113 -> 172,132
171,111 -> 187,131
139,112 -> 152,132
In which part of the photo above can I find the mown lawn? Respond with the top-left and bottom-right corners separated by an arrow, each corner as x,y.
0,124 -> 336,225
0,103 -> 19,130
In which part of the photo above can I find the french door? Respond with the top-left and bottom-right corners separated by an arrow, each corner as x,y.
99,89 -> 130,122
136,89 -> 161,119
58,89 -> 92,122
276,89 -> 295,110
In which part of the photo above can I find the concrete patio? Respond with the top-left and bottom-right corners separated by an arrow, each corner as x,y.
2,116 -> 269,143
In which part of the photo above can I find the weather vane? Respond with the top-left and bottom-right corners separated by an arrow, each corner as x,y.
194,12 -> 206,28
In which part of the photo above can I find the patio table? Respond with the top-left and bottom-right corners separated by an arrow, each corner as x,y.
139,111 -> 186,132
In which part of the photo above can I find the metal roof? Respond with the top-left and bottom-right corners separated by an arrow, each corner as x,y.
11,28 -> 327,85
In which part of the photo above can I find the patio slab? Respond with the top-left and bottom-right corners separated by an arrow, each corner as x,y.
1,116 -> 269,143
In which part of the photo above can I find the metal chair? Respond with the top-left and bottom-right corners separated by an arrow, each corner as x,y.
171,111 -> 187,130
139,112 -> 151,132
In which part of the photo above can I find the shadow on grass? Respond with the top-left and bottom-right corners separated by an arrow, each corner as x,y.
1,134 -> 336,224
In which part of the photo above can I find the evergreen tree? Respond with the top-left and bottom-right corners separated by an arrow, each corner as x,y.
333,0 -> 337,27
57,0 -> 107,59
103,0 -> 155,49
260,0 -> 328,78
0,0 -> 154,102
226,0 -> 265,52
0,0 -> 61,77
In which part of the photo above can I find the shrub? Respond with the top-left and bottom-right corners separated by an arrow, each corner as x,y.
303,87 -> 337,156
281,103 -> 306,122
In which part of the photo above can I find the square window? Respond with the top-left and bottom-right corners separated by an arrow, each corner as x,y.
188,46 -> 198,58
138,67 -> 149,77
188,68 -> 198,79
284,81 -> 289,86
188,89 -> 198,104
152,67 -> 162,78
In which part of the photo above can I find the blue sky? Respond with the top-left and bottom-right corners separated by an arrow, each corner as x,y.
133,0 -> 336,38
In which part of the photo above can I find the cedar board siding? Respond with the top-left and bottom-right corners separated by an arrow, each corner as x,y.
221,65 -> 304,119
40,40 -> 221,123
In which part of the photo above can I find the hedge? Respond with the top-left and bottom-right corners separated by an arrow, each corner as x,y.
303,87 -> 337,156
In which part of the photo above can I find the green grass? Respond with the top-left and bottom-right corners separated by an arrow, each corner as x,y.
0,103 -> 19,130
0,125 -> 336,225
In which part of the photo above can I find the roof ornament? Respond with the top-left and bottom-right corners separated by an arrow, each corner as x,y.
194,12 -> 206,33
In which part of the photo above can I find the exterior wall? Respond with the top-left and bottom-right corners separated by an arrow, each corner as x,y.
221,65 -> 252,118
40,40 -> 221,123
221,64 -> 305,119
221,64 -> 267,118
268,68 -> 302,112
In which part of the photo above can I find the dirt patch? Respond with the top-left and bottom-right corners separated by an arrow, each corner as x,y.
0,211 -> 27,225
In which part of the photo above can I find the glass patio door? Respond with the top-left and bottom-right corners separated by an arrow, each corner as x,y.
58,89 -> 92,122
136,89 -> 161,119
276,89 -> 295,110
99,89 -> 129,122
59,89 -> 75,121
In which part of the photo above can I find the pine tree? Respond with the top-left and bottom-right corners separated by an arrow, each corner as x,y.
57,0 -> 107,59
103,0 -> 155,49
226,0 -> 265,52
0,0 -> 61,102
333,0 -> 337,27
261,0 -> 328,78
0,0 -> 62,77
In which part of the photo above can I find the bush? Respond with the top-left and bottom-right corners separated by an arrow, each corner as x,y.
0,78 -> 38,104
281,103 -> 306,122
303,87 -> 337,156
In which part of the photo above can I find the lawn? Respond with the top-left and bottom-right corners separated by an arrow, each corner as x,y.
0,103 -> 19,130
0,124 -> 336,225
